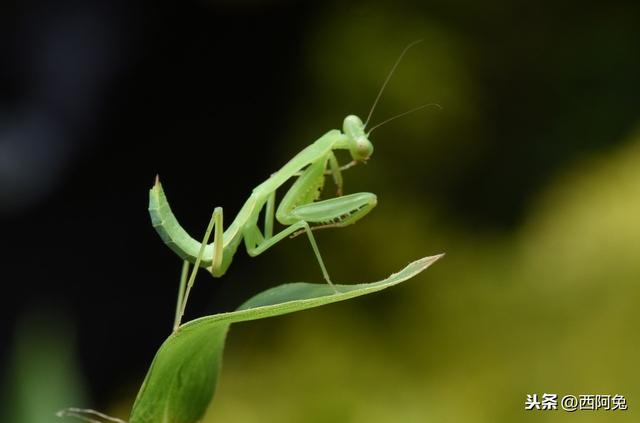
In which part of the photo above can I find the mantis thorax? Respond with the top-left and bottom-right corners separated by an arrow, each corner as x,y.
343,115 -> 373,162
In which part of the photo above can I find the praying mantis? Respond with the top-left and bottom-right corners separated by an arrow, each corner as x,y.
148,40 -> 436,328
149,113 -> 375,284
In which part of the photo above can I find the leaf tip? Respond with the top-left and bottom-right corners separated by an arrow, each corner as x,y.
417,253 -> 445,268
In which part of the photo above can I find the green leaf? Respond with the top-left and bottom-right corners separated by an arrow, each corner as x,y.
129,255 -> 442,423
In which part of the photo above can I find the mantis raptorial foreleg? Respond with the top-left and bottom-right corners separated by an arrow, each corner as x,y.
289,192 -> 378,238
238,154 -> 364,288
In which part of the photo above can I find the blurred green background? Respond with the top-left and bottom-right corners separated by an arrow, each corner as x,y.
1,1 -> 638,422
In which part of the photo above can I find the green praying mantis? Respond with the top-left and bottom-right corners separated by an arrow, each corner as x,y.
149,113 -> 375,285
149,40 -> 438,328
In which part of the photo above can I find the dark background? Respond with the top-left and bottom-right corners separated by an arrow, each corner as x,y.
1,0 -> 316,400
1,1 -> 639,422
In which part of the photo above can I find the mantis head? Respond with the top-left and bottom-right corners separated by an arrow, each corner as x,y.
343,114 -> 373,162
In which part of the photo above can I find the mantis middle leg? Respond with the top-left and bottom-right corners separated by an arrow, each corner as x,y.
244,185 -> 333,286
243,218 -> 334,286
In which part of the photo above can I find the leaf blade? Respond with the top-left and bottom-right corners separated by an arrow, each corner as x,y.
129,255 -> 442,423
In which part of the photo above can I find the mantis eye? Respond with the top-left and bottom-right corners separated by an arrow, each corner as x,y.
355,137 -> 374,160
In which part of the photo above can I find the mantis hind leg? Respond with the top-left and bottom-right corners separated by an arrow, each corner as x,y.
175,207 -> 224,328
208,207 -> 224,275
182,206 -> 224,276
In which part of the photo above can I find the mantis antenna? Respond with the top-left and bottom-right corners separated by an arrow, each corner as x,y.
367,102 -> 442,134
364,39 -> 424,128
